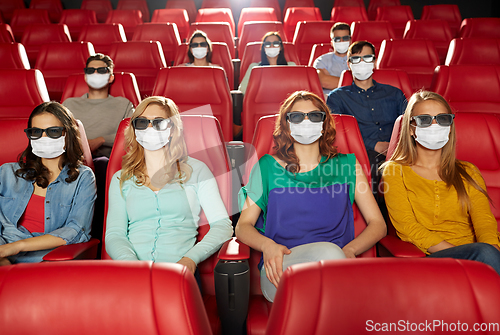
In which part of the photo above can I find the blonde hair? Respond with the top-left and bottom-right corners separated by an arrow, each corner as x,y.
120,96 -> 192,189
385,90 -> 489,211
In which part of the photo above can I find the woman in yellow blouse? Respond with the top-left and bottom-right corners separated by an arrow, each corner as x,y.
382,91 -> 500,274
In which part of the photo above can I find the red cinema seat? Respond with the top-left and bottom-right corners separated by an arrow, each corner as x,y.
242,66 -> 323,143
292,21 -> 333,65
59,9 -> 98,41
0,69 -> 49,117
10,9 -> 51,41
0,0 -> 25,24
152,67 -> 233,141
78,23 -> 127,55
0,23 -> 14,42
404,19 -> 452,64
333,0 -> 365,7
105,9 -> 143,40
367,0 -> 400,21
61,72 -> 141,107
35,41 -> 95,102
117,0 -> 150,22
445,38 -> 500,66
283,7 -> 321,41
132,23 -> 182,67
0,42 -> 30,69
201,0 -> 232,9
459,18 -> 500,39
196,8 -> 235,38
0,261 -> 212,335
21,23 -> 71,67
165,0 -> 197,24
81,0 -> 112,23
308,42 -> 332,66
283,0 -> 315,14
238,7 -> 278,37
377,38 -> 439,93
238,21 -> 286,57
0,118 -> 29,165
151,9 -> 190,42
108,41 -> 166,98
190,22 -> 236,59
375,5 -> 414,38
339,69 -> 412,100
250,0 -> 281,20
430,65 -> 500,114
239,41 -> 300,83
330,6 -> 368,26
174,42 -> 235,90
29,0 -> 63,23
266,258 -> 500,335
351,20 -> 396,56
421,4 -> 461,38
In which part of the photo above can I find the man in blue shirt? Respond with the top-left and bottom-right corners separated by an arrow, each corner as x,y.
326,41 -> 407,193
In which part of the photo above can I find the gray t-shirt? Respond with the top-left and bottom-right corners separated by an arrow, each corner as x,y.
313,52 -> 349,96
63,94 -> 134,158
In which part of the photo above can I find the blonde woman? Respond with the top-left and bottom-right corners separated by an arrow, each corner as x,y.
105,96 -> 233,275
382,91 -> 500,274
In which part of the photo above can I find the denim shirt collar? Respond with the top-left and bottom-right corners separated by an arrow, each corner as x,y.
351,79 -> 379,94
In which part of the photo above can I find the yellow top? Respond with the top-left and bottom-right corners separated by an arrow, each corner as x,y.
382,161 -> 500,254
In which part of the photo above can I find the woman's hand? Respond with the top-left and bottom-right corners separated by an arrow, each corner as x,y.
0,257 -> 12,266
0,241 -> 23,258
262,240 -> 291,288
177,257 -> 197,274
342,246 -> 356,259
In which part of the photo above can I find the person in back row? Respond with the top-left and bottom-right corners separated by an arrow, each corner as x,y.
313,22 -> 351,97
239,31 -> 296,95
181,30 -> 219,67
327,41 -> 407,194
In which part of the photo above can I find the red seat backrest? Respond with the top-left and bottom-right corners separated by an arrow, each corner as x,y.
0,0 -> 25,24
375,5 -> 414,38
445,37 -> 500,66
351,20 -> 396,56
105,9 -> 143,40
238,21 -> 286,56
195,8 -> 235,38
238,7 -> 278,37
267,258 -> 500,335
404,19 -> 452,64
150,9 -> 189,42
308,43 -> 332,66
333,0 -> 365,7
189,22 -> 236,59
29,0 -> 63,23
250,0 -> 281,20
21,23 -> 71,67
431,65 -> 500,114
292,21 -> 333,65
377,38 -> 439,93
339,69 -> 413,100
108,41 -> 166,98
239,41 -> 300,83
10,9 -> 51,40
0,42 -> 30,69
165,0 -> 197,23
0,69 -> 49,117
80,0 -> 113,23
61,72 -> 141,107
152,67 -> 233,141
283,0 -> 315,14
132,23 -> 182,67
367,0 -> 400,21
283,7 -> 321,41
0,23 -> 15,42
421,4 -> 462,38
330,6 -> 368,26
35,41 -> 95,102
201,0 -> 232,9
459,18 -> 500,39
242,65 -> 324,143
0,261 -> 212,335
116,0 -> 150,22
78,23 -> 127,55
173,42 -> 235,90
59,9 -> 98,41
0,118 -> 29,165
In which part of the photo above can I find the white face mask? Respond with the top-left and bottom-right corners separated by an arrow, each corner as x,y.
31,135 -> 66,159
289,119 -> 323,145
350,62 -> 374,81
135,127 -> 171,151
414,124 -> 450,150
265,47 -> 280,58
85,73 -> 110,90
334,41 -> 350,54
192,47 -> 208,60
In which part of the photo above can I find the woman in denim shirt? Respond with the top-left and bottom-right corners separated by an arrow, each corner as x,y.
0,102 -> 97,265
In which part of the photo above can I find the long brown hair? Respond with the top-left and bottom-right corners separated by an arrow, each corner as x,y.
386,90 -> 489,211
187,30 -> 213,63
273,91 -> 337,173
16,102 -> 83,187
120,96 -> 191,189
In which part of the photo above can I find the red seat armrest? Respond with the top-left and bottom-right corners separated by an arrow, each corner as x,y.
218,237 -> 250,261
42,238 -> 100,261
378,235 -> 426,258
